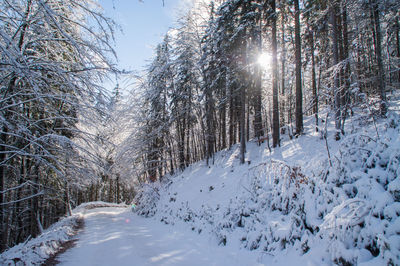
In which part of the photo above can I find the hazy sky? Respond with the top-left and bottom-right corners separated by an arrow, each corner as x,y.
98,0 -> 183,73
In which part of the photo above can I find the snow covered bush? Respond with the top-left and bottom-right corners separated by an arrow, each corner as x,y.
134,181 -> 163,217
316,112 -> 400,265
231,161 -> 317,253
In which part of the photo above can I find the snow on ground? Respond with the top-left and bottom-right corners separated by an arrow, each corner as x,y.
2,95 -> 400,265
57,207 -> 261,266
0,202 -> 125,265
136,94 -> 400,265
0,213 -> 81,265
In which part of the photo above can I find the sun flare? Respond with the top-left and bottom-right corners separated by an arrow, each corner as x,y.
257,53 -> 272,68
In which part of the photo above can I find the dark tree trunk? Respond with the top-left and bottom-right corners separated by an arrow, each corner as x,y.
311,30 -> 318,132
220,82 -> 227,149
272,0 -> 280,147
341,5 -> 350,130
108,178 -> 113,203
116,174 -> 120,203
229,82 -> 235,148
294,0 -> 303,135
205,86 -> 215,165
254,23 -> 263,142
280,5 -> 286,132
239,76 -> 246,163
330,1 -> 341,140
0,130 -> 7,252
397,19 -> 400,84
371,0 -> 386,114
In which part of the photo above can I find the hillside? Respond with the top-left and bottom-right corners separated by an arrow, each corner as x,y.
1,96 -> 399,266
135,95 -> 400,266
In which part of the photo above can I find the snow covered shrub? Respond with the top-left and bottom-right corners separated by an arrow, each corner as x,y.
317,112 -> 400,265
249,161 -> 316,252
134,182 -> 162,217
205,161 -> 318,253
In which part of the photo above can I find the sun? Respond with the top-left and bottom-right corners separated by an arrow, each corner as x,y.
257,53 -> 272,68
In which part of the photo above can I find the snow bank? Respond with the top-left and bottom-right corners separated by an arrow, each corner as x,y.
0,201 -> 127,265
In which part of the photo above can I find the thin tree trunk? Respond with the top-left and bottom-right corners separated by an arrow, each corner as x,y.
109,178 -> 113,203
246,95 -> 250,142
221,85 -> 227,149
240,86 -> 246,164
65,181 -> 72,216
116,174 -> 120,203
280,5 -> 286,133
330,1 -> 341,140
311,30 -> 319,132
254,22 -> 263,142
0,130 -> 7,251
229,82 -> 235,148
341,5 -> 350,131
397,19 -> 400,84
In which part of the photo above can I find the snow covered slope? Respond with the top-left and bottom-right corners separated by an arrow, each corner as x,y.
135,95 -> 400,265
1,96 -> 398,266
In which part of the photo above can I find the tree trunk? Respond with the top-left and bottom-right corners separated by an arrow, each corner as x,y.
229,81 -> 235,148
64,181 -> 72,216
254,22 -> 263,142
0,130 -> 7,252
371,0 -> 386,114
205,84 -> 215,165
294,0 -> 303,136
220,76 -> 227,149
280,5 -> 286,132
330,1 -> 341,140
397,19 -> 400,84
30,165 -> 41,238
109,178 -> 113,203
311,30 -> 318,132
239,85 -> 246,164
341,5 -> 350,130
272,0 -> 280,147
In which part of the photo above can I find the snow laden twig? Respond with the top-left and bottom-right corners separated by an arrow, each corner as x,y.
320,199 -> 371,230
324,112 -> 333,167
366,100 -> 381,141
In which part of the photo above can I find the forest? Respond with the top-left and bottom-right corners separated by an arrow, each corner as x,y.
1,0 -> 399,256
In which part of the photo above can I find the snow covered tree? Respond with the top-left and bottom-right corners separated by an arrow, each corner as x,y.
0,0 -> 116,250
171,17 -> 199,170
143,35 -> 173,181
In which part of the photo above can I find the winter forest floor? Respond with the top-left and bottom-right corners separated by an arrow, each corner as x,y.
57,207 -> 258,266
1,93 -> 400,265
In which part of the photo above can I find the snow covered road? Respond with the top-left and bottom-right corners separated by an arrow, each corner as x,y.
57,207 -> 256,266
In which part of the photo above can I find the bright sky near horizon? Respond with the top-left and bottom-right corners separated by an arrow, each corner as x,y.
98,0 -> 184,75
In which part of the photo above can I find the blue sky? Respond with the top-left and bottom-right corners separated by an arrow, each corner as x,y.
98,0 -> 182,73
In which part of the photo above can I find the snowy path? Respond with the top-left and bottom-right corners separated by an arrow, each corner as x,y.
57,207 -> 256,266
